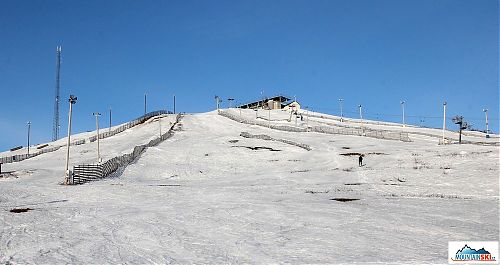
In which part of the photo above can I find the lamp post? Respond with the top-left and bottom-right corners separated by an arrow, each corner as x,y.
261,90 -> 264,109
483,108 -> 489,137
144,93 -> 147,115
339,98 -> 344,122
305,106 -> 309,129
27,121 -> 31,156
109,107 -> 112,133
93,112 -> 101,163
215,96 -> 220,111
442,102 -> 447,144
268,108 -> 271,128
401,100 -> 406,127
228,98 -> 234,108
64,95 -> 77,185
359,104 -> 363,125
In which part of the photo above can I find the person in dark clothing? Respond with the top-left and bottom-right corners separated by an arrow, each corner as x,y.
358,155 -> 363,167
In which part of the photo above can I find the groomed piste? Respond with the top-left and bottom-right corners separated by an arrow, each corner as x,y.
0,109 -> 498,264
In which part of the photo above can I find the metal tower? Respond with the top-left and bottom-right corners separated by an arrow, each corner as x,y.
52,46 -> 62,141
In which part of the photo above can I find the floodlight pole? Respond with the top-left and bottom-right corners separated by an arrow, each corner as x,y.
442,102 -> 447,144
159,116 -> 162,137
268,108 -> 271,128
359,105 -> 363,125
93,112 -> 101,163
64,95 -> 77,185
339,98 -> 344,122
144,93 -> 147,115
27,121 -> 31,156
228,98 -> 234,108
295,107 -> 298,126
401,100 -> 406,127
109,108 -> 112,133
173,94 -> 176,114
483,108 -> 489,136
306,107 -> 309,130
261,90 -> 264,109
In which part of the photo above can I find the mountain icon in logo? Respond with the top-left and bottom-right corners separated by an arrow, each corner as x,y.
456,245 -> 491,255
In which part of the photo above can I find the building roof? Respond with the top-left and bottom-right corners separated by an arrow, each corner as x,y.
237,95 -> 291,109
282,100 -> 300,107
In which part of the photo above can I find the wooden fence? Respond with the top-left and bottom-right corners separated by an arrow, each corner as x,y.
219,110 -> 411,142
73,164 -> 104,184
0,110 -> 170,165
69,114 -> 182,185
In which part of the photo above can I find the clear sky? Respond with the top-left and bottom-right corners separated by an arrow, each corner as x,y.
0,0 -> 498,151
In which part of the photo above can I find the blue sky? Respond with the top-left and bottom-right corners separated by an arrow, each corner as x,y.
0,0 -> 498,151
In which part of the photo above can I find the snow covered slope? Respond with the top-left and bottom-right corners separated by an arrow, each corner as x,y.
0,110 -> 498,264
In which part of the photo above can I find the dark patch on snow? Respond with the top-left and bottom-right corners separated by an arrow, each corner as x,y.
10,208 -> 33,213
305,190 -> 330,194
149,184 -> 181,187
291,169 -> 310,173
330,198 -> 360,202
385,193 -> 471,200
342,147 -> 351,149
48,199 -> 68,204
340,152 -> 387,156
340,153 -> 363,156
228,140 -> 239,143
232,146 -> 281,152
344,183 -> 363,185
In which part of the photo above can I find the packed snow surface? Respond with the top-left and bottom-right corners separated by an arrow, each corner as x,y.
1,111 -> 498,264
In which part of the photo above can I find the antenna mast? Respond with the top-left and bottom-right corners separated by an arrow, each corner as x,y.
53,46 -> 62,141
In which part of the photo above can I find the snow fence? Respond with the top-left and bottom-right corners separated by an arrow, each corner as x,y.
301,111 -> 500,145
0,140 -> 86,164
219,110 -> 411,142
219,110 -> 307,133
0,110 -> 170,165
71,114 -> 182,185
240,132 -> 311,151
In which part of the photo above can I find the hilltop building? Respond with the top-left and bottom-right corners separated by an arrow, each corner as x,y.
237,95 -> 301,111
